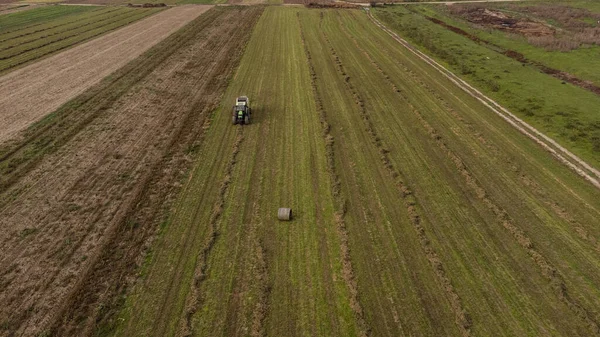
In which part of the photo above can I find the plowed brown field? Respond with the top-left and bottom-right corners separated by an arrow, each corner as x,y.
0,5 -> 210,144
0,6 -> 262,336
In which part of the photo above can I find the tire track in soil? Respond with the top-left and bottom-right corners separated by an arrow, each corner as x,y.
179,129 -> 245,337
298,14 -> 370,337
345,14 -> 600,333
0,7 -> 255,337
326,17 -> 472,337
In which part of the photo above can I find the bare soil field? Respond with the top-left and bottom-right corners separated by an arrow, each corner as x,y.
0,5 -> 262,336
0,5 -> 209,145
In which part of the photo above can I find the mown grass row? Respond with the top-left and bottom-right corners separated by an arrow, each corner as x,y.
339,8 -> 600,336
373,5 -> 600,169
0,6 -> 118,42
0,6 -> 161,74
89,6 -> 600,337
0,7 -> 126,45
112,7 -> 362,337
0,8 -> 156,58
0,5 -> 95,35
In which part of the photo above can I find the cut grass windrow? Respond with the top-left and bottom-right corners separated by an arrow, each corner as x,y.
412,100 -> 600,335
326,18 -> 472,337
0,8 -> 161,73
0,8 -> 143,53
0,6 -> 121,44
370,9 -> 600,185
345,12 -> 600,331
180,129 -> 244,337
298,13 -> 370,337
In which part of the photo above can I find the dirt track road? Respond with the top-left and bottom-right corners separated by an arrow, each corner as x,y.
0,5 -> 211,144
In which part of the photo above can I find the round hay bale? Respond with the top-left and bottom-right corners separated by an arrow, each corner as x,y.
278,208 -> 292,221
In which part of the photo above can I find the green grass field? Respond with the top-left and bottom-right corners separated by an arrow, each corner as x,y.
108,6 -> 600,337
374,5 -> 600,170
0,5 -> 162,74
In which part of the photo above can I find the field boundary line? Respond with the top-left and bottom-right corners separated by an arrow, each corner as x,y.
366,9 -> 600,190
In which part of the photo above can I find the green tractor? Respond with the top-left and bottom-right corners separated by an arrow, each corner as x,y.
232,96 -> 251,125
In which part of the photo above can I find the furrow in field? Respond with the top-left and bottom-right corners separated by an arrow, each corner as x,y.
0,8 -> 161,73
298,13 -> 370,337
0,7 -> 254,336
0,6 -> 104,38
0,5 -> 210,144
0,8 -> 148,57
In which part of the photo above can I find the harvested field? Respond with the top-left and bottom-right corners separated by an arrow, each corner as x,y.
2,4 -> 600,337
0,5 -> 209,144
109,6 -> 600,337
0,5 -> 163,74
0,5 -> 260,336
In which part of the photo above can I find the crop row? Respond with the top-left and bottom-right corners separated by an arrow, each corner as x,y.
0,6 -> 124,44
0,8 -> 150,55
0,8 -> 161,73
0,5 -> 96,36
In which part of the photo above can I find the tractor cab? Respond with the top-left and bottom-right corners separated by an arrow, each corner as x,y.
232,96 -> 251,125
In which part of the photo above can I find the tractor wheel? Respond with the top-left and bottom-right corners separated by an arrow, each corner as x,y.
244,116 -> 250,125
